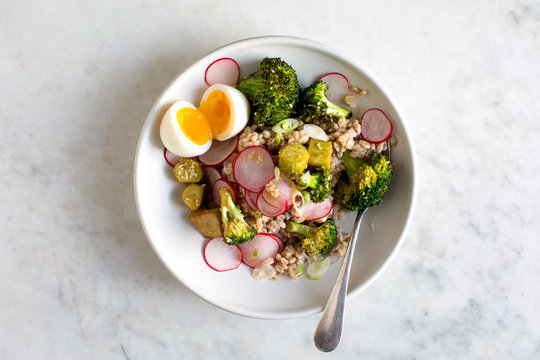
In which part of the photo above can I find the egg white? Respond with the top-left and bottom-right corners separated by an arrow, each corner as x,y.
200,84 -> 250,141
160,101 -> 212,157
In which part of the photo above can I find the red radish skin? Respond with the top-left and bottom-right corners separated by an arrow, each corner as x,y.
243,188 -> 260,212
361,108 -> 393,144
212,179 -> 238,206
275,177 -> 293,209
274,236 -> 284,252
292,197 -> 333,221
204,167 -> 222,190
261,189 -> 286,210
204,58 -> 240,86
261,233 -> 284,252
318,72 -> 350,104
232,146 -> 275,192
256,191 -> 286,217
203,237 -> 242,272
164,148 -> 182,167
238,234 -> 279,268
198,136 -> 238,166
262,177 -> 293,210
261,184 -> 287,211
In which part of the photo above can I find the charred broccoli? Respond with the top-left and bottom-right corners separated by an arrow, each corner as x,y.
220,187 -> 257,245
286,219 -> 337,254
335,151 -> 392,211
296,166 -> 332,203
237,57 -> 300,126
297,80 -> 351,122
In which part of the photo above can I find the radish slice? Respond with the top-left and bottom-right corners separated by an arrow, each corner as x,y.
261,233 -> 284,252
262,177 -> 293,209
361,108 -> 393,144
243,188 -> 259,212
203,237 -> 242,272
273,177 -> 293,209
292,197 -> 333,221
164,148 -> 182,167
238,234 -> 279,268
319,72 -> 350,104
232,146 -> 275,192
262,188 -> 287,211
256,191 -> 286,217
204,57 -> 240,86
274,236 -> 284,253
204,167 -> 222,189
199,136 -> 238,166
213,178 -> 238,206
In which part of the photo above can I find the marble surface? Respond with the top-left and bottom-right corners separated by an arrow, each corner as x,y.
2,0 -> 540,358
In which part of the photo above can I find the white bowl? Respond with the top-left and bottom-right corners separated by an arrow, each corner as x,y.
134,36 -> 417,319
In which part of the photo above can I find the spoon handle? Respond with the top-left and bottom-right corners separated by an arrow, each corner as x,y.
314,209 -> 366,352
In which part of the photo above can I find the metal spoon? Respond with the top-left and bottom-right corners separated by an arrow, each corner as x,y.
313,208 -> 366,352
314,142 -> 391,352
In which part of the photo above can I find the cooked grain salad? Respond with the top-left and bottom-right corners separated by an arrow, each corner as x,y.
221,121 -> 394,278
162,56 -> 395,279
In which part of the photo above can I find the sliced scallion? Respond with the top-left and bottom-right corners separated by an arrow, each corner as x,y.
272,118 -> 300,133
274,167 -> 280,182
306,256 -> 332,280
295,263 -> 303,277
303,124 -> 328,141
275,132 -> 282,145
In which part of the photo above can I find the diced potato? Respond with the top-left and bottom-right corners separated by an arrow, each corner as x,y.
278,143 -> 309,174
189,208 -> 223,238
174,159 -> 203,183
308,139 -> 332,169
182,184 -> 206,210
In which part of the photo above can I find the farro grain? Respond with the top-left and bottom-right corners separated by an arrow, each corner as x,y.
359,140 -> 371,149
287,268 -> 297,278
265,181 -> 280,198
344,94 -> 357,107
286,129 -> 310,144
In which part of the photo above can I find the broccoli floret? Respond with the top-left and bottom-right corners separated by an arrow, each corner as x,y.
296,166 -> 332,203
335,151 -> 392,211
297,81 -> 351,122
237,57 -> 300,126
220,187 -> 257,245
286,219 -> 337,254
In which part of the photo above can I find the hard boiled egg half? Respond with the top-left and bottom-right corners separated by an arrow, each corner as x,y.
160,84 -> 250,157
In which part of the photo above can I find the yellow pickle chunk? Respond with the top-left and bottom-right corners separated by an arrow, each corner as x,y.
278,143 -> 309,174
182,184 -> 206,210
308,139 -> 332,169
174,159 -> 203,183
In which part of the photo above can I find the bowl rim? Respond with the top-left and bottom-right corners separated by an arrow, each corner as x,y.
133,35 -> 417,319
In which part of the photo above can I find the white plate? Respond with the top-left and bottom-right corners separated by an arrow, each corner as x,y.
134,36 -> 416,319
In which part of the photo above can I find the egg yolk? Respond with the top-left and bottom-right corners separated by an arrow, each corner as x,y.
199,90 -> 231,137
177,107 -> 211,145
177,90 -> 231,144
